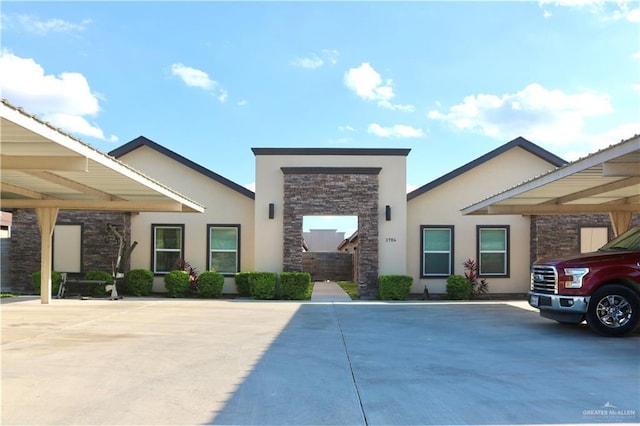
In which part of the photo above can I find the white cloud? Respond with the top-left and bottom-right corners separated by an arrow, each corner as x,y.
244,182 -> 256,192
368,123 -> 423,138
291,56 -> 323,69
427,83 -> 613,144
344,62 -> 414,111
632,83 -> 640,93
338,125 -> 355,132
291,49 -> 339,69
6,14 -> 92,34
406,183 -> 420,194
633,51 -> 640,59
539,0 -> 640,21
0,50 -> 116,142
171,63 -> 228,102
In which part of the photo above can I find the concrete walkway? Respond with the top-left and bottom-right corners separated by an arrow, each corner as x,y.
310,280 -> 352,302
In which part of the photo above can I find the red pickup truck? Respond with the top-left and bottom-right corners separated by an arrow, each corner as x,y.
529,226 -> 640,337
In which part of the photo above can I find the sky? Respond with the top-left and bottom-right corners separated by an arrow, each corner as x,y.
1,0 -> 639,235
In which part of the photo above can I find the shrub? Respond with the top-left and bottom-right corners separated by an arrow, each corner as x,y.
198,271 -> 224,298
164,270 -> 190,298
125,269 -> 154,296
280,272 -> 312,300
463,259 -> 489,297
84,270 -> 113,297
378,275 -> 413,300
175,258 -> 199,292
234,272 -> 251,297
248,272 -> 278,300
31,271 -> 62,296
446,275 -> 472,300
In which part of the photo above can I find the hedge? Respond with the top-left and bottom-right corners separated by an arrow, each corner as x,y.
84,270 -> 113,297
248,272 -> 278,300
198,271 -> 224,298
31,271 -> 62,296
234,272 -> 251,297
125,269 -> 154,296
280,272 -> 312,300
446,275 -> 472,300
164,270 -> 190,298
378,275 -> 413,300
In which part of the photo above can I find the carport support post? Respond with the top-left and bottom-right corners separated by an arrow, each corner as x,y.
610,211 -> 632,237
36,207 -> 59,304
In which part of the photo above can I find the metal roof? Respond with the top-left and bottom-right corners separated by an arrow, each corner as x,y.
0,100 -> 205,213
461,134 -> 640,233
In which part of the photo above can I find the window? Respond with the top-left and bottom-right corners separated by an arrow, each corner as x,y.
421,226 -> 454,277
152,225 -> 184,274
580,227 -> 608,253
477,226 -> 509,277
208,225 -> 240,275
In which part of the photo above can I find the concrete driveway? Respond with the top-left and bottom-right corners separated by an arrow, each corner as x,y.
2,297 -> 639,425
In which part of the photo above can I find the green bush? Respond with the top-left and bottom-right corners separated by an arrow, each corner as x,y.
198,271 -> 224,298
280,272 -> 312,300
125,269 -> 154,296
248,272 -> 278,300
446,275 -> 472,300
234,272 -> 251,297
164,270 -> 190,298
84,270 -> 113,297
378,275 -> 413,300
31,271 -> 62,296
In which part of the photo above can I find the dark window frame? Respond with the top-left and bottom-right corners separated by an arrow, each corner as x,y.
420,225 -> 455,278
476,225 -> 510,278
207,224 -> 241,277
151,224 -> 185,275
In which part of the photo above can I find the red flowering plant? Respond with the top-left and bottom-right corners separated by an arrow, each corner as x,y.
175,258 -> 199,292
463,259 -> 489,297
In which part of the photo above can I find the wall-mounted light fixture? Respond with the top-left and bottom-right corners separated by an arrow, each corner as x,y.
268,203 -> 275,219
385,205 -> 391,221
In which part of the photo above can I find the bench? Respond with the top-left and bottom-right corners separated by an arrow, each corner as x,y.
56,273 -> 110,299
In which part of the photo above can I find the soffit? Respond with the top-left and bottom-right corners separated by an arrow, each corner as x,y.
0,100 -> 204,213
462,134 -> 640,216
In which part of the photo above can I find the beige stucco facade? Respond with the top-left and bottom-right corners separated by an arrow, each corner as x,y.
253,150 -> 408,280
116,145 -> 255,293
109,136 -> 565,296
407,146 -> 561,294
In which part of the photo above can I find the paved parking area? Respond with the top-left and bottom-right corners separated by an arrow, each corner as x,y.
2,297 -> 639,425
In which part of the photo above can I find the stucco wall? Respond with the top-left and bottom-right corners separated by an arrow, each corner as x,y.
117,146 -> 255,293
254,151 -> 408,296
407,146 -> 561,295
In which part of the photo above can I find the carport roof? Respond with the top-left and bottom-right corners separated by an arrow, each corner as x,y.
461,134 -> 640,218
0,100 -> 205,213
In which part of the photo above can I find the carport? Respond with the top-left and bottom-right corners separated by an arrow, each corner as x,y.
462,134 -> 640,235
0,100 -> 205,304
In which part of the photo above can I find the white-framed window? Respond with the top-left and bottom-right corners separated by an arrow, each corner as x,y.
208,225 -> 240,275
421,226 -> 454,277
477,226 -> 509,277
152,224 -> 184,274
580,226 -> 609,253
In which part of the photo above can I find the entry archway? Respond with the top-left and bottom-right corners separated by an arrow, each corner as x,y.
282,167 -> 379,297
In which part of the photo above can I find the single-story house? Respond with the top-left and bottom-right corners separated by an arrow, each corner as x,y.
4,102 -> 639,297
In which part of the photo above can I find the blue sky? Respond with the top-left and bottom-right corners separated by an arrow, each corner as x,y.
1,1 -> 639,234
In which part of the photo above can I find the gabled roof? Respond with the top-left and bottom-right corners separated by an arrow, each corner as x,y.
462,134 -> 640,217
407,136 -> 566,201
0,100 -> 204,213
110,136 -> 255,200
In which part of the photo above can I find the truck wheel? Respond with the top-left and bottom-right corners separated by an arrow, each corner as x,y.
586,285 -> 640,337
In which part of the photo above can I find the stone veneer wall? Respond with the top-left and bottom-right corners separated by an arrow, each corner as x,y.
530,213 -> 640,265
8,209 -> 131,293
282,172 -> 379,298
